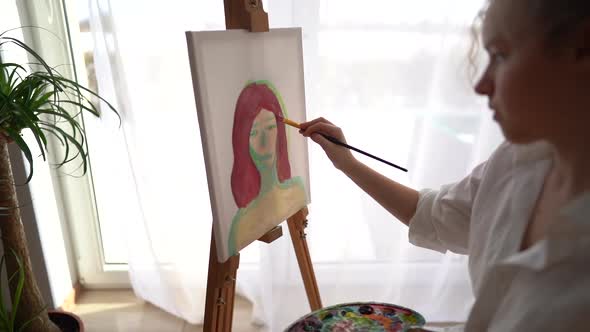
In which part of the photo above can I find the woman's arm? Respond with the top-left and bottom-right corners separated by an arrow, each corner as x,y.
301,117 -> 493,255
300,117 -> 419,226
341,159 -> 419,226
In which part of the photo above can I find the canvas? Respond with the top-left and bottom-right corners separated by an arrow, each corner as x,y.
186,28 -> 311,262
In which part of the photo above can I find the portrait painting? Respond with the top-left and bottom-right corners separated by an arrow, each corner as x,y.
186,28 -> 310,262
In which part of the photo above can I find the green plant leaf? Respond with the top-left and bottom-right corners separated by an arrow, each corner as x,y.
42,122 -> 88,172
1,28 -> 119,183
3,127 -> 35,182
30,91 -> 53,110
5,106 -> 47,162
16,305 -> 48,332
59,99 -> 100,118
0,253 -> 9,325
8,249 -> 25,332
0,36 -> 56,83
36,73 -> 120,121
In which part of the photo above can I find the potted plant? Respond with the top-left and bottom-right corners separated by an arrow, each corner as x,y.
0,249 -> 85,332
0,249 -> 35,332
0,30 -> 118,332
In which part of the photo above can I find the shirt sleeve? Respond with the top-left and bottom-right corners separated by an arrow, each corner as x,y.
408,160 -> 488,255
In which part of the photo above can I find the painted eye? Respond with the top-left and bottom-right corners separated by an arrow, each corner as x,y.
250,129 -> 258,137
266,124 -> 277,130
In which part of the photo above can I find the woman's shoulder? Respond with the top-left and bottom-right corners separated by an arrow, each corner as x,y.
279,176 -> 305,189
277,177 -> 308,204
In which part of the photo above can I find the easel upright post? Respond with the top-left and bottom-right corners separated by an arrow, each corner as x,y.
287,208 -> 322,310
203,233 -> 239,331
203,1 -> 321,331
224,0 -> 269,32
203,2 -> 275,331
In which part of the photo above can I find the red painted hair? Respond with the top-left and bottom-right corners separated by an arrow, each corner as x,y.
231,82 -> 292,208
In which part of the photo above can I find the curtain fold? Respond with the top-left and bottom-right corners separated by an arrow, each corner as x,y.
86,0 -> 495,329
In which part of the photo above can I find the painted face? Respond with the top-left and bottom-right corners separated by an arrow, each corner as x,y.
249,109 -> 278,169
474,0 -> 582,144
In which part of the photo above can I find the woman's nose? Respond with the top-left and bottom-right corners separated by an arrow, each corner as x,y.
474,72 -> 493,96
260,131 -> 267,147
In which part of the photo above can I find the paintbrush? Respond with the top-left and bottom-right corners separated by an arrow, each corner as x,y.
281,117 -> 408,172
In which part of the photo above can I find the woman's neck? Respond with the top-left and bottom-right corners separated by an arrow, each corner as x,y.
549,133 -> 590,198
258,161 -> 279,195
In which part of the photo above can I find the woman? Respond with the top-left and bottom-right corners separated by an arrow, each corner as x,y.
228,81 -> 307,256
300,0 -> 590,330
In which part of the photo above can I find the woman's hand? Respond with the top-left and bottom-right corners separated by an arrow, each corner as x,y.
299,117 -> 357,171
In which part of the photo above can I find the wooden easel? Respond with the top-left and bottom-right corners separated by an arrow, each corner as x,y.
203,1 -> 322,331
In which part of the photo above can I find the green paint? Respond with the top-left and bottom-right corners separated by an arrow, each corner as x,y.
260,130 -> 267,148
228,209 -> 244,255
249,146 -> 278,194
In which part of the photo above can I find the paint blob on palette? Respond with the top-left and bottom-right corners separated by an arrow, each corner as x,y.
285,302 -> 426,332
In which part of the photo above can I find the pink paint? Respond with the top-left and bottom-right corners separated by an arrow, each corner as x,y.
231,82 -> 291,208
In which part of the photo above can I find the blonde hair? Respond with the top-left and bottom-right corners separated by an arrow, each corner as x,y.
467,0 -> 590,81
467,7 -> 486,83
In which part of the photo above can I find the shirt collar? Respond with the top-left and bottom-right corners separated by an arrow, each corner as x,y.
500,192 -> 590,271
511,140 -> 554,165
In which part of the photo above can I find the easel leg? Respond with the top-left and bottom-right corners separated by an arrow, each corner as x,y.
204,231 -> 240,332
287,208 -> 322,311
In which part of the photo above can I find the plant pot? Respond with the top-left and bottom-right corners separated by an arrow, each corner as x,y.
48,310 -> 84,332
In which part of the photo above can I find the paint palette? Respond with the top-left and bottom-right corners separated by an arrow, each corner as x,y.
285,302 -> 426,332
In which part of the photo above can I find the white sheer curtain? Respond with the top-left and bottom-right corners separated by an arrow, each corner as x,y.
86,0 -> 500,329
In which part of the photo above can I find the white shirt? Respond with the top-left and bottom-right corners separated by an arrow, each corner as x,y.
408,141 -> 590,331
